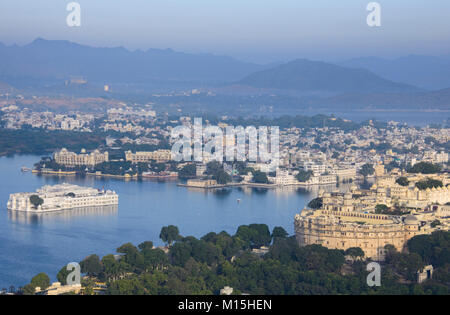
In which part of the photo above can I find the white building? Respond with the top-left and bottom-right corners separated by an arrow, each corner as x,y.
272,169 -> 298,186
54,148 -> 109,167
302,162 -> 327,174
335,168 -> 357,182
435,152 -> 449,164
7,183 -> 118,212
125,150 -> 172,163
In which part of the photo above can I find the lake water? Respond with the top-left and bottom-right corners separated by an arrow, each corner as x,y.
0,154 -> 351,288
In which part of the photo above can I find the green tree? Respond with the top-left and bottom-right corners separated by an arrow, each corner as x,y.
249,224 -> 272,247
415,178 -> 443,190
213,170 -> 232,184
407,231 -> 450,267
138,240 -> 169,270
107,277 -> 146,295
206,161 -> 223,176
117,243 -> 145,270
308,197 -> 323,209
151,162 -> 166,173
384,244 -> 398,256
138,241 -> 154,252
296,170 -> 313,182
160,225 -> 181,246
386,161 -> 401,172
189,239 -> 221,265
359,163 -> 375,177
170,242 -> 192,267
144,248 -> 169,270
252,171 -> 269,184
29,195 -> 44,209
56,266 -> 71,285
137,162 -> 150,174
375,204 -> 389,214
178,164 -> 196,179
407,162 -> 442,174
101,254 -> 126,282
272,226 -> 288,239
236,224 -> 271,248
80,254 -> 103,277
23,272 -> 51,294
345,247 -> 365,260
32,272 -> 50,289
395,177 -> 409,187
234,161 -> 249,175
22,284 -> 36,295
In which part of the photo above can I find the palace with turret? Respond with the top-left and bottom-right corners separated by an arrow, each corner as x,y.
295,171 -> 450,261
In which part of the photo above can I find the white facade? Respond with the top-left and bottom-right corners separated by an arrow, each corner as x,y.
54,148 -> 109,166
125,150 -> 172,163
7,183 -> 118,212
302,162 -> 327,174
272,169 -> 298,186
335,168 -> 357,182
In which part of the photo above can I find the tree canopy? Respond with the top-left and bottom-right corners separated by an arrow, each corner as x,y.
25,227 -> 450,295
415,178 -> 443,190
29,195 -> 44,209
396,177 -> 409,187
296,170 -> 313,182
160,225 -> 181,246
407,162 -> 442,174
80,254 -> 103,277
359,163 -> 375,177
252,171 -> 269,184
308,197 -> 323,209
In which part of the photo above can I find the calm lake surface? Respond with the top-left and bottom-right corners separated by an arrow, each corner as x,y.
0,154 -> 353,288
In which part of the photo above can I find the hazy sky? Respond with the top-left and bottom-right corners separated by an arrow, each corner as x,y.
0,0 -> 449,63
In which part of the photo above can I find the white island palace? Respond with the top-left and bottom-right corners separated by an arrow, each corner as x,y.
7,183 -> 118,212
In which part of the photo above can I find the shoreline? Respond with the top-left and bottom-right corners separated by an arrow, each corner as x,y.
7,203 -> 119,213
31,170 -> 355,188
32,170 -> 177,180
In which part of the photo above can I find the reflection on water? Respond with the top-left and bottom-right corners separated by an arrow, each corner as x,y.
212,188 -> 233,198
183,183 -> 355,198
8,205 -> 118,225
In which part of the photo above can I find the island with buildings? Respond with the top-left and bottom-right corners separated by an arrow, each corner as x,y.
7,183 -> 118,212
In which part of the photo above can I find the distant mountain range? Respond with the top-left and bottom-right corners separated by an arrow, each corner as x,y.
339,55 -> 450,90
0,38 -> 449,110
236,59 -> 420,94
0,38 -> 265,85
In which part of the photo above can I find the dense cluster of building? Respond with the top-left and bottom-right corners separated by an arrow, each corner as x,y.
19,107 -> 446,191
3,105 -> 448,182
3,102 -> 450,260
295,171 -> 450,261
373,171 -> 450,208
1,107 -> 94,131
